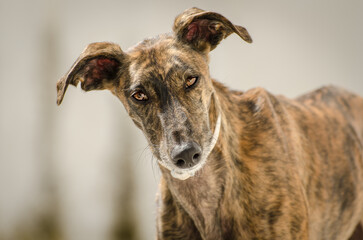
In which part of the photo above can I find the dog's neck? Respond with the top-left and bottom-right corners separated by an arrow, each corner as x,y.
159,81 -> 243,238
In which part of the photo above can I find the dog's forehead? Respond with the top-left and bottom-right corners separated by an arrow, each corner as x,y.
128,37 -> 180,74
126,34 -> 206,82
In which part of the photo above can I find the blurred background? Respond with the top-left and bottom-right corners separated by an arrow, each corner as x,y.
0,0 -> 362,239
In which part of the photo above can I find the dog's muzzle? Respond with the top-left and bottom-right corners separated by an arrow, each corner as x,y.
167,113 -> 221,180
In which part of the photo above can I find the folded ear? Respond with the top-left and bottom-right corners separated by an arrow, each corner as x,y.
173,7 -> 252,52
56,42 -> 125,105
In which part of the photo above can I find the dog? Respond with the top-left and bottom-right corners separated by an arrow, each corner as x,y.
57,7 -> 363,240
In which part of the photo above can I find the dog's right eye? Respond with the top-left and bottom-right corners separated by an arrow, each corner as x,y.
132,90 -> 148,101
185,76 -> 199,89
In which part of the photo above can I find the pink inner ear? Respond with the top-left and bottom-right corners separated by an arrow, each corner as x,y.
186,19 -> 215,42
97,58 -> 119,71
83,57 -> 120,89
186,22 -> 199,41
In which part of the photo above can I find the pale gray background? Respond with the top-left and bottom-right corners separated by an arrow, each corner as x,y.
0,0 -> 362,239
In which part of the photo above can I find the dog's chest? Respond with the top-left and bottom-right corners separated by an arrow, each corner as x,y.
166,168 -> 227,238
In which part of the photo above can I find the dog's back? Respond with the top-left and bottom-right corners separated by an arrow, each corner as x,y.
282,86 -> 363,239
296,86 -> 363,141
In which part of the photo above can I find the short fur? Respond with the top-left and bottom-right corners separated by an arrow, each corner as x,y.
57,8 -> 363,240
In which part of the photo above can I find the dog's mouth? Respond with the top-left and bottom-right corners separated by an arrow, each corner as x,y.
158,113 -> 221,180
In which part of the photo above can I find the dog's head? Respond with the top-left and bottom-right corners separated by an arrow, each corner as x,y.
57,8 -> 251,180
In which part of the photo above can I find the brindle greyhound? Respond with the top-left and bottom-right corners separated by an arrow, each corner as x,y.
57,7 -> 363,240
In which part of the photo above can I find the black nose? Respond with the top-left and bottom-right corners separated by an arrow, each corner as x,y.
171,142 -> 202,169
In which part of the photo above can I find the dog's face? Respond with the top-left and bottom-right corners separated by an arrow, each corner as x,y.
56,8 -> 251,180
122,37 -> 221,180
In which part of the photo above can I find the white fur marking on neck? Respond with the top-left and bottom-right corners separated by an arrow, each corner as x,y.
203,113 -> 221,160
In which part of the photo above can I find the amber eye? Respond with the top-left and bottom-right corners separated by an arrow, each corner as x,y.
185,76 -> 198,89
132,90 -> 148,101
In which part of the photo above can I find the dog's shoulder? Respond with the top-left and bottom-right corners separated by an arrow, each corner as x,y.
238,87 -> 272,114
238,87 -> 288,118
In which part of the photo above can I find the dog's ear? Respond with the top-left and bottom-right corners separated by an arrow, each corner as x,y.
56,42 -> 125,105
173,7 -> 252,52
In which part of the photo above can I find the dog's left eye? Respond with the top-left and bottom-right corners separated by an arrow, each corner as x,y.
132,90 -> 148,101
185,76 -> 198,89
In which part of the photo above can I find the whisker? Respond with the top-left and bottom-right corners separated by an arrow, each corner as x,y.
151,155 -> 160,182
134,144 -> 151,168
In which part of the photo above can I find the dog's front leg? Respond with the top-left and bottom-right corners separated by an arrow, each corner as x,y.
156,178 -> 202,240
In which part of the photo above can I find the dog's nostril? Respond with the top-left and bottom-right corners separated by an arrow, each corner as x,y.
176,159 -> 185,167
192,153 -> 200,162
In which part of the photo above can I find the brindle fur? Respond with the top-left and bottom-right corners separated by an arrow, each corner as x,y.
57,8 -> 363,240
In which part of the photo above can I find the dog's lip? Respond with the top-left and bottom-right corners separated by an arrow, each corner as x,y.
171,169 -> 195,180
158,154 -> 203,180
170,162 -> 203,180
